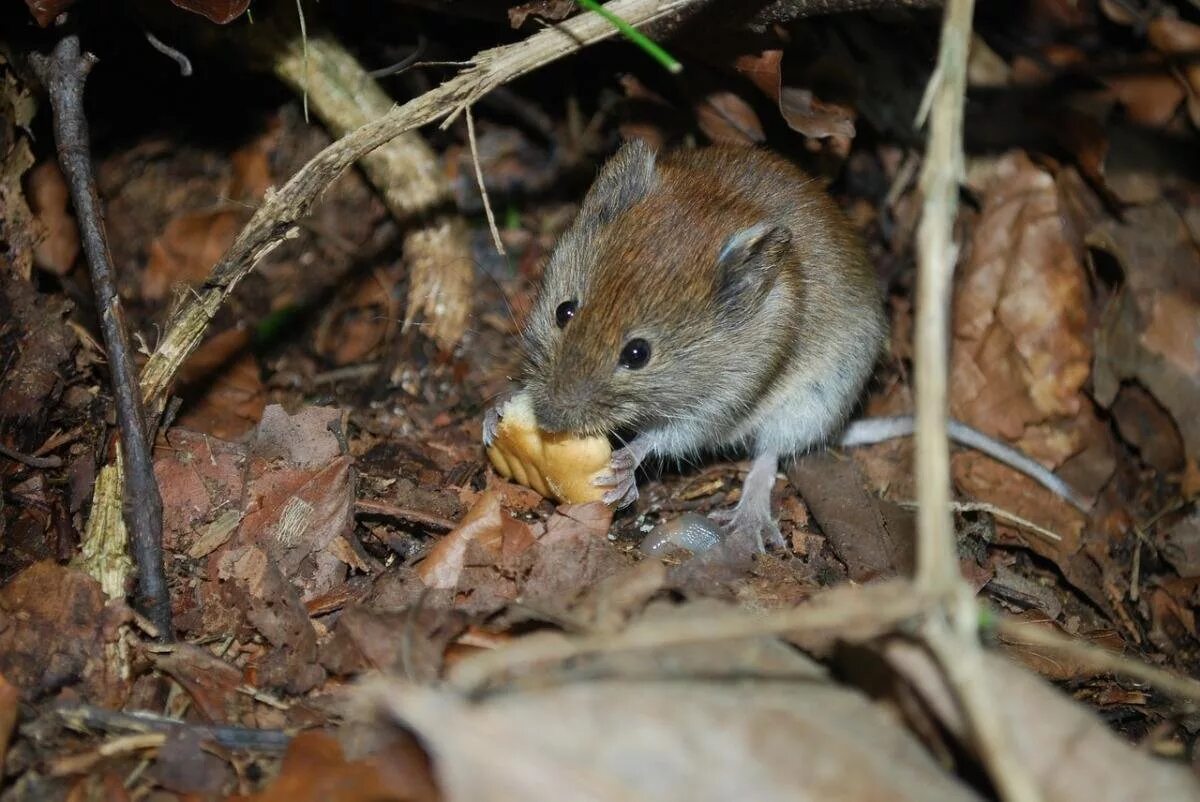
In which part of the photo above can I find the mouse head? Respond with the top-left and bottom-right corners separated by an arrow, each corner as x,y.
521,140 -> 795,437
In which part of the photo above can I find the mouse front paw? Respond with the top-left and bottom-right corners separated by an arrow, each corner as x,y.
482,403 -> 503,447
593,446 -> 641,508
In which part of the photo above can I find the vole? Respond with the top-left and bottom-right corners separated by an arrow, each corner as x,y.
484,140 -> 1088,556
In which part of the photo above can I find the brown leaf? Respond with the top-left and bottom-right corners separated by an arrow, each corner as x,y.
176,328 -> 265,439
27,161 -> 80,275
733,49 -> 854,140
155,428 -> 249,554
1091,200 -> 1200,473
357,672 -> 980,802
320,604 -> 467,682
694,91 -> 764,145
1110,383 -> 1185,473
24,0 -> 75,26
143,208 -> 244,300
150,644 -> 248,724
779,87 -> 856,140
417,490 -> 507,589
788,452 -> 916,582
0,561 -> 127,705
1148,17 -> 1200,128
520,502 -> 624,614
230,730 -> 438,802
508,0 -> 575,27
0,674 -> 18,768
885,643 -> 1200,800
1103,70 -> 1184,128
733,50 -> 783,100
169,0 -> 251,25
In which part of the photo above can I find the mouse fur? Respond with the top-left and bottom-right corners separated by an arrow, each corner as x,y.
495,140 -> 889,555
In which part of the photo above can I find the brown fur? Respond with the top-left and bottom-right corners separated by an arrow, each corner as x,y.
521,141 -> 887,460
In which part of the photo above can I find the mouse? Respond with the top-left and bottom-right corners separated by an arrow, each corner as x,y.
486,139 -> 887,555
484,140 -> 1090,558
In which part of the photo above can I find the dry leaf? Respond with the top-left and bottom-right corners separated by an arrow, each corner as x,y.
143,208 -> 243,300
694,91 -> 765,145
355,674 -> 982,802
169,0 -> 251,24
27,161 -> 79,275
230,730 -> 438,802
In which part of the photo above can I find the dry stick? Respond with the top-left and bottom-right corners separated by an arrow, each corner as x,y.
466,105 -> 506,256
31,36 -> 172,640
913,2 -> 1040,800
449,578 -> 927,694
0,441 -> 63,469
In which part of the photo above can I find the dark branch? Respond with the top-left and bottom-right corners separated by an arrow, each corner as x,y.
30,36 -> 173,640
56,704 -> 291,752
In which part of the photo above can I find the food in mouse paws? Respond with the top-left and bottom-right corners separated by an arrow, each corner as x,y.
485,392 -> 612,504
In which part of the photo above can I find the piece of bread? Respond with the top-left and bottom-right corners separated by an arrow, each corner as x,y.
486,392 -> 612,504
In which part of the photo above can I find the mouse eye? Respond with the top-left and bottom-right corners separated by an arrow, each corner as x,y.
619,338 -> 651,369
555,300 -> 578,328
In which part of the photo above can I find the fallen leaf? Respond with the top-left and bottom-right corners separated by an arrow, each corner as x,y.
0,562 -> 130,706
355,669 -> 981,802
1147,17 -> 1200,128
694,90 -> 765,145
1091,200 -> 1200,473
150,644 -> 249,724
733,49 -> 855,140
509,0 -> 574,27
143,208 -> 243,300
23,0 -> 74,27
0,674 -> 18,767
169,0 -> 251,24
417,490 -> 507,589
27,161 -> 79,275
176,328 -> 265,439
885,643 -> 1200,800
230,729 -> 438,802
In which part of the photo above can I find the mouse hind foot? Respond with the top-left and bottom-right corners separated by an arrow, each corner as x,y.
710,450 -> 785,554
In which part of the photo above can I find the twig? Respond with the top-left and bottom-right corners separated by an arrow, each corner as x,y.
449,579 -> 926,693
897,499 -> 1063,542
143,29 -> 193,77
56,704 -> 291,752
0,441 -> 63,469
31,36 -> 172,640
367,34 -> 427,78
994,618 -> 1200,707
466,105 -> 506,256
354,499 -> 457,531
913,1 -> 1040,799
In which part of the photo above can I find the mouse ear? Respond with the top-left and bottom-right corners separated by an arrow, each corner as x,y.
578,138 -> 659,225
715,223 -> 790,314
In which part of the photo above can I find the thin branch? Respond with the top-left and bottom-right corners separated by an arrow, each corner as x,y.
0,441 -> 63,469
913,1 -> 1040,799
354,499 -> 458,531
466,105 -> 506,256
56,704 -> 291,752
31,36 -> 172,640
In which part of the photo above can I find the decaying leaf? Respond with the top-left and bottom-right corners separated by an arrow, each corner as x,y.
169,0 -> 252,25
354,666 -> 982,802
1091,200 -> 1200,481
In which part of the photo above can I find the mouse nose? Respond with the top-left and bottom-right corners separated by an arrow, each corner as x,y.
533,382 -> 596,433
